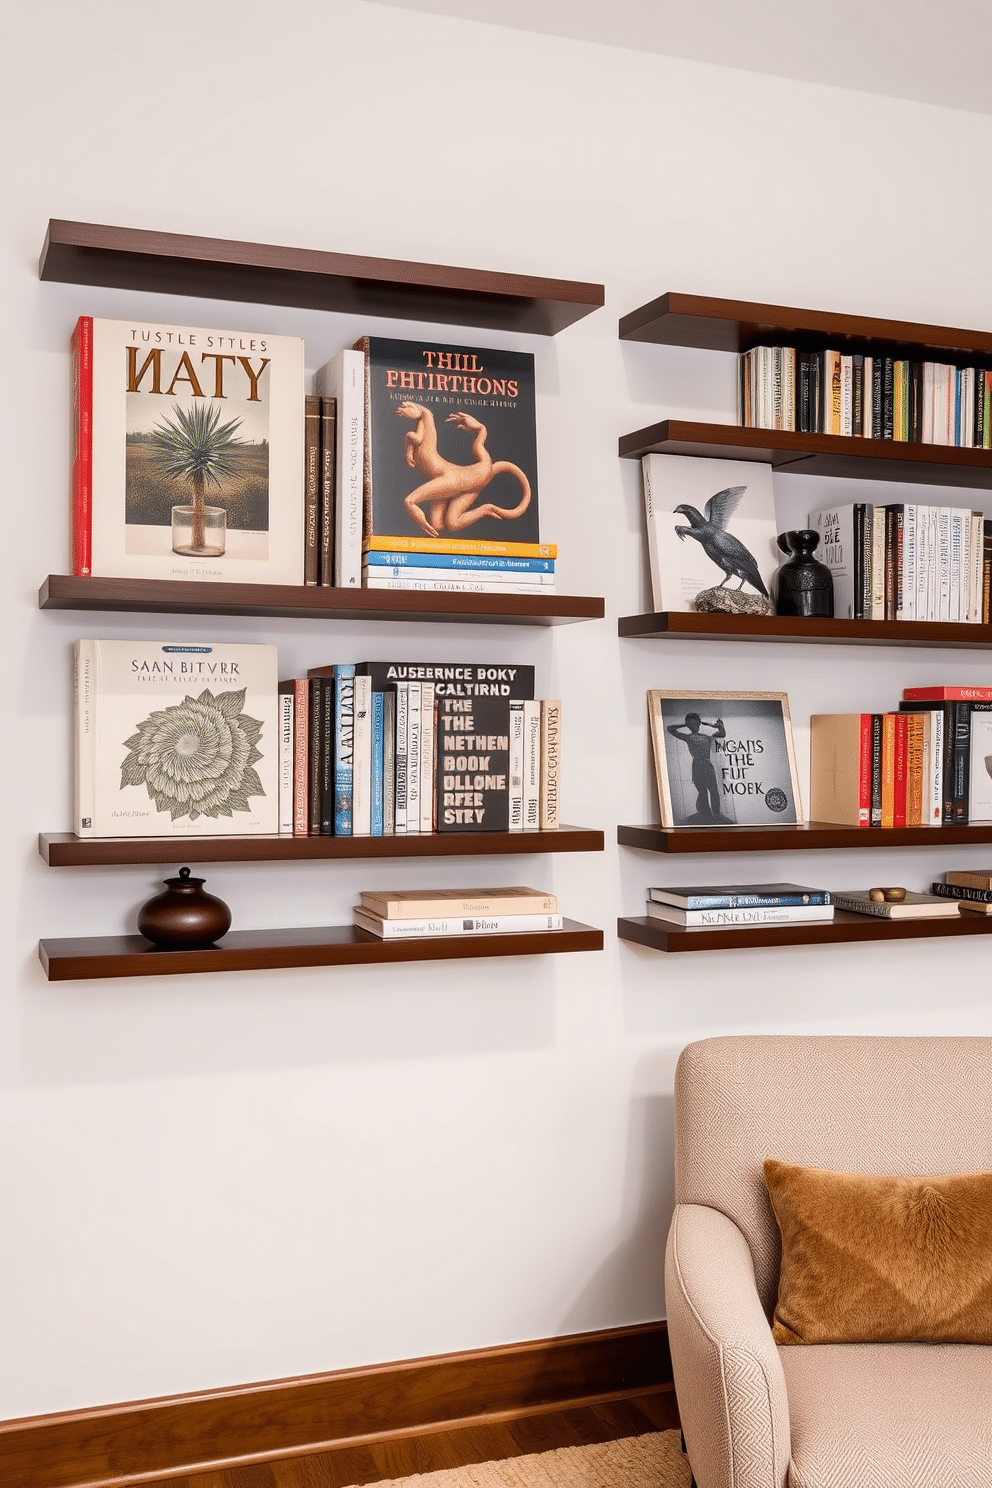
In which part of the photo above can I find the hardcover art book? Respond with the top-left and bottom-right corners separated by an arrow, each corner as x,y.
640,454 -> 778,613
73,317 -> 305,585
74,639 -> 278,837
356,336 -> 541,546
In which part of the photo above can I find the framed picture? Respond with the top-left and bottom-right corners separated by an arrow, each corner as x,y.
648,690 -> 804,828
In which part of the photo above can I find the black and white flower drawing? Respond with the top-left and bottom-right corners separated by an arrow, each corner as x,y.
120,688 -> 265,821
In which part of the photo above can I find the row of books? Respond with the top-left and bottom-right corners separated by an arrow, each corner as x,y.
643,877 -> 988,929
354,885 -> 563,939
279,661 -> 560,837
70,317 -> 555,595
808,501 -> 991,624
810,686 -> 992,828
739,345 -> 992,446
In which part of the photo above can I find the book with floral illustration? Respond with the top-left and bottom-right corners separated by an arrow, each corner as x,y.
74,639 -> 278,837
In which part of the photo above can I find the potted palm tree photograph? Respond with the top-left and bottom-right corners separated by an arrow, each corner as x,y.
147,401 -> 246,558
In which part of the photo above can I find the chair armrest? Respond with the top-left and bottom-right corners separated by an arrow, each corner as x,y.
665,1203 -> 790,1488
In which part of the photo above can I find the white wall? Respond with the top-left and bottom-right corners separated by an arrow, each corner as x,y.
3,0 -> 992,1419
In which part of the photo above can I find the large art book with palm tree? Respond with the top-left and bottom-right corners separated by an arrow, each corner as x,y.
640,453 -> 778,612
73,317 -> 305,585
74,639 -> 279,837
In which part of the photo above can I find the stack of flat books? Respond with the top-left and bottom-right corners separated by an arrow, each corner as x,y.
929,870 -> 992,914
354,885 -> 563,939
646,883 -> 834,929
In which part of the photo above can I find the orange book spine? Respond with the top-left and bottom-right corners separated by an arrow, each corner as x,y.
881,714 -> 896,828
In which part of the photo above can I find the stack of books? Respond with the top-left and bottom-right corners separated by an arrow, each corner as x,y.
931,869 -> 992,914
646,883 -> 833,929
354,886 -> 563,939
740,344 -> 992,446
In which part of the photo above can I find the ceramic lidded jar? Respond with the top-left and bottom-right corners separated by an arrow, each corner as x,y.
137,866 -> 232,949
775,529 -> 835,618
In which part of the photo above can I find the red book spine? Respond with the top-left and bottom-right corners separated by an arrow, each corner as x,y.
858,712 -> 871,825
293,679 -> 309,836
70,315 -> 93,576
893,713 -> 909,828
903,687 -> 992,701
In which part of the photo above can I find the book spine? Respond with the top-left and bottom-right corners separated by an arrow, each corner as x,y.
884,507 -> 898,621
508,699 -> 525,830
352,675 -> 372,836
881,713 -> 895,827
362,576 -> 556,595
937,508 -> 952,620
363,551 -> 555,574
852,505 -> 865,620
318,675 -> 335,834
952,702 -> 971,823
316,350 -> 364,588
899,504 -> 916,620
861,356 -> 873,438
985,519 -> 992,623
70,316 -> 93,577
74,639 -> 95,835
394,682 -> 408,834
831,896 -> 896,919
650,891 -> 833,909
882,357 -> 894,438
870,713 -> 883,827
905,712 -> 925,827
292,679 -> 309,836
950,510 -> 964,622
319,396 -> 336,586
364,565 -> 555,587
308,673 -> 325,835
858,710 -> 872,825
406,681 -> 422,832
861,507 -> 874,620
870,506 -> 886,619
382,689 -> 396,835
641,456 -> 663,611
523,700 -> 541,829
303,395 -> 321,585
539,699 -> 561,830
363,892 -> 558,918
871,357 -> 883,438
892,712 -> 908,828
908,361 -> 923,442
852,355 -> 864,436
355,912 -> 564,939
651,904 -> 834,927
419,681 -> 435,833
932,881 -> 992,903
364,536 -> 557,559
970,510 -> 984,623
370,691 -> 384,837
278,689 -> 294,834
334,665 -> 356,835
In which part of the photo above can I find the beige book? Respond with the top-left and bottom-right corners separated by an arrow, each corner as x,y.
809,714 -> 871,826
539,699 -> 561,830
359,885 -> 558,919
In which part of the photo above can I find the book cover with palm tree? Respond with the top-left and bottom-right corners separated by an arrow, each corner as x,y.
82,318 -> 305,585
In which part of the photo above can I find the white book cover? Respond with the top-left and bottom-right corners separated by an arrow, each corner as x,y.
871,503 -> 886,618
938,508 -> 952,620
924,710 -> 943,825
782,348 -> 796,432
971,511 -> 984,623
961,368 -> 976,447
75,639 -> 278,837
862,357 -> 874,438
922,363 -> 935,443
406,680 -> 422,830
645,901 -> 833,927
362,576 -> 552,594
352,675 -> 372,835
314,348 -> 364,588
354,909 -> 564,938
508,700 -> 525,830
970,713 -> 992,821
807,503 -> 860,619
641,455 -> 777,613
88,317 -> 304,585
278,690 -> 294,833
523,699 -> 541,829
419,681 -> 435,832
772,347 -> 784,429
914,506 -> 929,623
899,504 -> 917,621
927,506 -> 939,621
950,510 -> 964,621
393,683 -> 408,834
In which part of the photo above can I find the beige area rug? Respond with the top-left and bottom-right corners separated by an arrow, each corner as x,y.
343,1431 -> 691,1488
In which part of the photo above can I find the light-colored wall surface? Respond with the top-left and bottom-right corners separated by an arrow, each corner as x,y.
3,0 -> 992,1419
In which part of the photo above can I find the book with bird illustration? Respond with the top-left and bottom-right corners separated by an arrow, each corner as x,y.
354,336 -> 541,546
641,453 -> 778,612
73,317 -> 305,584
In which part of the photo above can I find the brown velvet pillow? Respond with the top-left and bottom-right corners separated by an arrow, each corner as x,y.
763,1158 -> 992,1345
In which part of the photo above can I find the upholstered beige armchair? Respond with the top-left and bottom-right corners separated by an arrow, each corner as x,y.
665,1035 -> 992,1488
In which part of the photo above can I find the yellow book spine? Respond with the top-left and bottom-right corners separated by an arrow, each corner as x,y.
364,535 -> 556,559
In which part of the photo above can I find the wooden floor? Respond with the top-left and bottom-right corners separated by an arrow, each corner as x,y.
145,1387 -> 680,1488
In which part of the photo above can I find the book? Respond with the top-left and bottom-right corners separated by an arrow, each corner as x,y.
370,689 -> 385,837
76,639 -> 278,837
70,315 -> 93,576
419,681 -> 436,833
76,316 -> 305,586
645,901 -> 834,927
355,335 -> 540,546
931,882 -> 992,910
314,348 -> 364,588
539,699 -> 561,830
831,890 -> 961,919
806,505 -> 867,620
648,883 -> 831,909
508,700 -> 525,831
352,674 -> 372,835
354,908 -> 564,939
310,660 -> 535,703
333,664 -> 356,834
436,695 -> 510,831
523,699 -> 541,830
362,551 -> 554,575
278,678 -> 309,836
278,688 -> 294,834
364,535 -> 555,558
968,708 -> 992,822
641,454 -> 778,612
308,671 -> 325,835
382,689 -> 396,835
304,395 -> 321,585
359,886 -> 558,918
406,680 -> 422,831
394,682 -> 409,834
319,396 -> 337,586
903,686 -> 992,701
946,869 -> 992,890
362,575 -> 552,595
809,714 -> 872,826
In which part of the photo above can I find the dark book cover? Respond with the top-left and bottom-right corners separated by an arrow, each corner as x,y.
319,396 -> 336,587
884,505 -> 900,620
797,352 -> 811,432
870,713 -> 883,826
357,336 -> 540,544
976,370 -> 986,450
882,357 -> 894,439
436,695 -> 511,831
304,395 -> 321,586
308,673 -> 325,834
318,676 -> 335,834
852,504 -> 866,620
308,660 -> 535,700
809,353 -> 821,434
852,355 -> 864,437
908,362 -> 923,442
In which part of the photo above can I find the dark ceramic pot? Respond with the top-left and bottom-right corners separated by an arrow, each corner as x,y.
775,529 -> 834,618
137,866 -> 232,949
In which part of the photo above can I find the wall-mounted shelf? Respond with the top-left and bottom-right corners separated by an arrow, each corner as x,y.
39,576 -> 604,627
618,911 -> 992,954
617,610 -> 992,648
618,822 -> 992,854
618,418 -> 992,490
39,920 -> 604,981
39,220 -> 605,336
40,827 -> 604,867
618,291 -> 992,361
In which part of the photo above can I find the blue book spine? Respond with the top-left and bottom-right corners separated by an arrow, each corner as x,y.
651,891 -> 832,909
370,691 -> 384,837
363,551 -> 554,574
334,664 -> 356,835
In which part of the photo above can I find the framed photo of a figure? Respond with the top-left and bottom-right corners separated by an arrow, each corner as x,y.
647,690 -> 803,829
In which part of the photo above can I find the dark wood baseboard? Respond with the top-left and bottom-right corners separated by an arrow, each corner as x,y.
0,1321 -> 670,1488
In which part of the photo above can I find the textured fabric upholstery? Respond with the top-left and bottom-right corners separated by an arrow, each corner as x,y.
666,1035 -> 992,1488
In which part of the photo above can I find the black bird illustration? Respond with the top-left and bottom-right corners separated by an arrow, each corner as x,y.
673,485 -> 769,596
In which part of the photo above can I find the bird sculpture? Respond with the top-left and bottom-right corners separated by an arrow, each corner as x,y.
673,485 -> 769,596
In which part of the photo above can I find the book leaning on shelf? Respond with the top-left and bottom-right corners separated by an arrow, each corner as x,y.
354,886 -> 562,939
75,639 -> 279,837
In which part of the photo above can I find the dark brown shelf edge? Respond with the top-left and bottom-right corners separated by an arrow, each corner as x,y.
40,221 -> 604,337
618,419 -> 992,489
38,576 -> 604,627
618,822 -> 992,854
40,827 -> 604,867
617,610 -> 992,649
39,920 -> 604,981
618,291 -> 992,360
617,912 -> 992,953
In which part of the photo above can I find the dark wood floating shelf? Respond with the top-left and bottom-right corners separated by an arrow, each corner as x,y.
39,920 -> 603,981
40,826 -> 604,868
39,575 -> 604,628
617,610 -> 992,650
618,912 -> 992,954
618,418 -> 992,490
618,291 -> 992,361
39,220 -> 604,336
619,822 -> 992,854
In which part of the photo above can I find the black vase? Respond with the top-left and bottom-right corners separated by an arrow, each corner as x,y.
137,867 -> 232,949
775,530 -> 834,618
